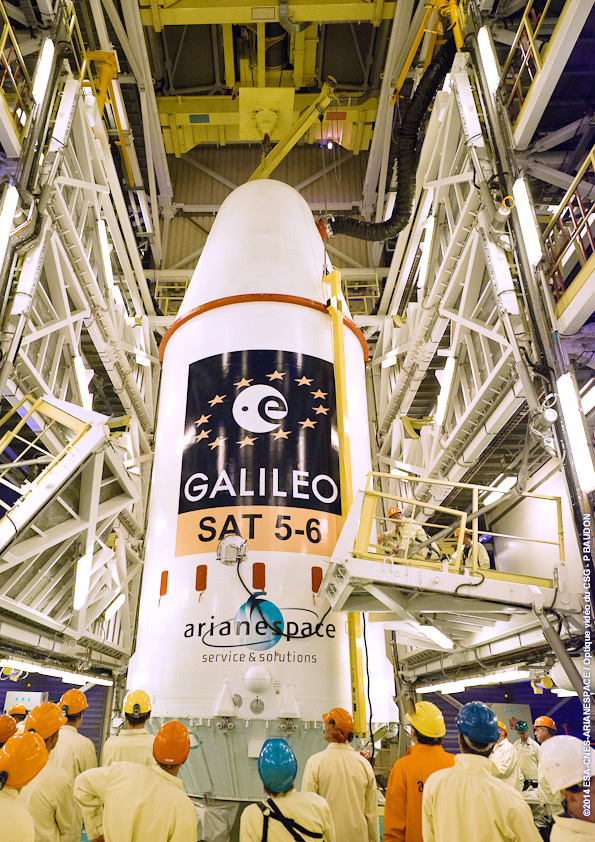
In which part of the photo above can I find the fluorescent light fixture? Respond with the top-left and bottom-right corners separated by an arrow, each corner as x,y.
512,177 -> 543,265
31,39 -> 55,105
557,373 -> 595,492
418,668 -> 530,694
0,658 -> 113,686
383,191 -> 396,221
73,354 -> 93,410
97,219 -> 114,291
477,27 -> 500,96
104,593 -> 126,621
580,380 -> 595,416
73,552 -> 93,611
552,689 -> 578,697
382,352 -> 398,369
417,216 -> 435,291
483,475 -> 518,506
0,185 -> 19,266
415,623 -> 454,650
434,356 -> 456,426
135,352 -> 151,367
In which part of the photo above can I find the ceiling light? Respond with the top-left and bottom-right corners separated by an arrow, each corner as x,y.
97,219 -> 114,292
434,356 -> 456,426
32,39 -> 55,105
135,352 -> 151,367
73,355 -> 93,410
382,352 -> 398,369
557,373 -> 595,492
0,658 -> 112,686
512,178 -> 543,266
0,185 -> 19,266
580,380 -> 595,416
417,216 -> 435,291
73,552 -> 93,611
483,476 -> 517,506
413,622 -> 454,650
383,191 -> 396,221
326,140 -> 333,150
552,689 -> 578,697
104,593 -> 126,621
477,27 -> 500,96
418,668 -> 530,694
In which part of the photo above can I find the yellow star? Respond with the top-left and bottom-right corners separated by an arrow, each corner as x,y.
234,378 -> 253,389
299,418 -> 317,429
195,414 -> 211,426
311,389 -> 327,400
208,436 -> 226,449
208,394 -> 226,407
313,405 -> 330,415
296,376 -> 313,386
237,435 -> 256,448
272,429 -> 291,440
267,370 -> 285,381
196,429 -> 211,442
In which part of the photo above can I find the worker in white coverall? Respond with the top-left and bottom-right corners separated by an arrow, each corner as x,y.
240,738 -> 335,842
0,732 -> 49,842
491,721 -> 523,791
454,529 -> 491,569
101,690 -> 155,766
525,717 -> 564,841
514,721 -> 540,788
17,703 -> 77,842
51,689 -> 97,779
302,707 -> 378,842
75,720 -> 197,842
422,701 -> 542,842
9,705 -> 28,736
540,736 -> 595,841
377,507 -> 437,560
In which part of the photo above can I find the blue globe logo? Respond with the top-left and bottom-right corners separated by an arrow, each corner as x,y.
234,593 -> 284,651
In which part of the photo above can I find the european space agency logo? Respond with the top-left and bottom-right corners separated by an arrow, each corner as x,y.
175,350 -> 343,557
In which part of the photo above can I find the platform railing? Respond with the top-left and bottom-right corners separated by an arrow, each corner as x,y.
542,142 -> 595,301
0,3 -> 32,141
350,471 -> 561,588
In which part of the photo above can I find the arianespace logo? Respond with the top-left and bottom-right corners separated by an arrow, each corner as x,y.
184,592 -> 336,651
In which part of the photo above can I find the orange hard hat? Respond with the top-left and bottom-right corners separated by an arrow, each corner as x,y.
153,721 -> 190,765
454,528 -> 471,538
59,689 -> 88,716
8,704 -> 26,716
533,716 -> 556,731
25,703 -> 67,740
0,715 -> 17,745
0,732 -> 48,788
387,507 -> 401,517
323,707 -> 355,737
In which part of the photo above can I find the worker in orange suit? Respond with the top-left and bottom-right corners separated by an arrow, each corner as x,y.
383,701 -> 455,842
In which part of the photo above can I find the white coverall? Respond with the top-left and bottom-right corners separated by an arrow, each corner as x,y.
240,790 -> 335,842
514,737 -> 539,783
301,742 -> 379,842
15,721 -> 26,735
101,728 -> 155,766
50,726 -> 97,781
1,787 -> 35,842
524,755 -> 564,823
459,542 -> 491,570
383,522 -> 433,559
551,817 -> 595,841
18,762 -> 77,842
74,760 -> 196,842
421,754 -> 542,842
490,738 -> 523,791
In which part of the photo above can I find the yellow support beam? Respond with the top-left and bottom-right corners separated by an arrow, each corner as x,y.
248,80 -> 335,180
327,269 -> 367,737
257,22 -> 265,87
222,24 -> 235,89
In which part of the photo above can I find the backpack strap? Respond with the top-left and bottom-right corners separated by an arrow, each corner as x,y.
256,802 -> 269,842
264,798 -> 324,841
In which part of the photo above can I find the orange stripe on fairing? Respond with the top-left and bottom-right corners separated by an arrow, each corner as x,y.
158,294 -> 369,366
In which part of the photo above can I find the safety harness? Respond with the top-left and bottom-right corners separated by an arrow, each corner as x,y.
257,798 -> 323,842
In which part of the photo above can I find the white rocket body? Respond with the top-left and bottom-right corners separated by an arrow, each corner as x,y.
128,181 -> 397,801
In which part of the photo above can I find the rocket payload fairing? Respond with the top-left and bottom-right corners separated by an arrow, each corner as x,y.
128,180 -> 398,806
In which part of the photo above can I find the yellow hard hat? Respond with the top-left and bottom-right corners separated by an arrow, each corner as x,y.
406,701 -> 446,738
59,689 -> 88,716
498,721 -> 508,735
124,690 -> 151,717
25,703 -> 67,740
0,733 -> 48,789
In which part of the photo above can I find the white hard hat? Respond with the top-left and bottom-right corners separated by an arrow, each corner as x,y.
540,736 -> 595,793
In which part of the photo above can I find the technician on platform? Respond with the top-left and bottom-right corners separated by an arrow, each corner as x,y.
101,690 -> 155,766
9,705 -> 28,735
0,732 -> 48,842
302,707 -> 379,842
491,721 -> 523,791
51,689 -> 97,780
454,529 -> 491,569
240,738 -> 335,842
514,721 -> 539,787
383,701 -> 454,842
422,701 -> 542,842
377,508 -> 434,559
540,735 -> 595,841
18,703 -> 77,842
74,720 -> 197,842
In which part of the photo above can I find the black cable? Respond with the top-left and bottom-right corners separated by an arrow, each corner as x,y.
454,572 -> 485,595
235,559 -> 332,642
362,614 -> 375,759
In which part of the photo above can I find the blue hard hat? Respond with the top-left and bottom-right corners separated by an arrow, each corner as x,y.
258,739 -> 298,793
456,702 -> 499,744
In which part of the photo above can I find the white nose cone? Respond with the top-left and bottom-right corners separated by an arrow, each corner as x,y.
177,179 -> 326,315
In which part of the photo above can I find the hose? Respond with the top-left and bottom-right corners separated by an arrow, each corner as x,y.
328,38 -> 456,242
